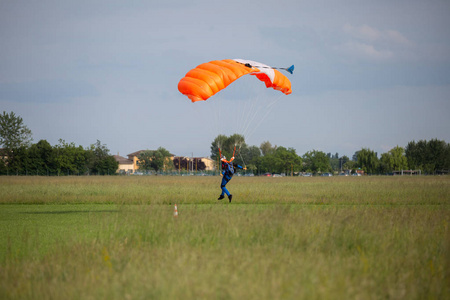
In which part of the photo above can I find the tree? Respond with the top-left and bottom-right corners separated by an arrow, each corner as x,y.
0,156 -> 6,175
239,145 -> 261,172
258,152 -> 275,174
210,134 -> 248,170
330,154 -> 340,172
210,134 -> 245,161
54,139 -> 90,175
0,111 -> 33,163
339,156 -> 350,171
405,140 -> 426,171
54,139 -> 75,175
273,146 -> 302,175
0,136 -> 119,176
380,146 -> 408,173
302,150 -> 331,174
260,141 -> 276,156
352,151 -> 359,162
379,153 -> 391,174
86,140 -> 118,175
211,134 -> 227,161
405,139 -> 450,174
157,147 -> 174,172
138,147 -> 173,173
389,145 -> 408,170
343,159 -> 356,172
97,155 -> 119,175
27,140 -> 54,175
357,148 -> 379,174
7,145 -> 29,175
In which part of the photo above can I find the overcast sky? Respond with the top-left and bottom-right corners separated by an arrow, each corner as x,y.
1,0 -> 449,158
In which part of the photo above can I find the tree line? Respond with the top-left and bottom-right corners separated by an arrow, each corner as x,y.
0,138 -> 118,176
210,134 -> 450,175
0,111 -> 117,175
1,111 -> 449,176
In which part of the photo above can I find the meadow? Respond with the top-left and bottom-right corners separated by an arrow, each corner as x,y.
0,175 -> 449,299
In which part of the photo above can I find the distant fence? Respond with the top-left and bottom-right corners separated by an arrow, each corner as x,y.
2,168 -> 254,176
392,170 -> 422,176
2,168 -> 117,176
123,170 -> 221,176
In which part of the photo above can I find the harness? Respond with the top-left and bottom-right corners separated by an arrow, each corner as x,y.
222,161 -> 234,177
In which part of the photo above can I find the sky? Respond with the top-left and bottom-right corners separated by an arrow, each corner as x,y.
1,0 -> 449,159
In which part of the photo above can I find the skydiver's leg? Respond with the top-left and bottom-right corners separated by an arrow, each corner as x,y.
220,176 -> 231,197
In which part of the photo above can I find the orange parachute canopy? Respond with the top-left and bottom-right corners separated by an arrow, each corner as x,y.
178,59 -> 293,102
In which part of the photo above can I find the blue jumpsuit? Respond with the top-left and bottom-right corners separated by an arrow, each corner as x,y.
220,161 -> 243,197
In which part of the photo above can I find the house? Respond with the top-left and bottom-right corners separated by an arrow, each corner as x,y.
126,150 -> 146,171
173,156 -> 215,171
200,157 -> 215,171
113,155 -> 135,174
125,150 -> 176,172
114,150 -> 216,174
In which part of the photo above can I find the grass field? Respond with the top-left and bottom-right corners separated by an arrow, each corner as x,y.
0,176 -> 449,299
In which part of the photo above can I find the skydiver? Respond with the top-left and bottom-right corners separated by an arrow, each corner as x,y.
218,156 -> 245,203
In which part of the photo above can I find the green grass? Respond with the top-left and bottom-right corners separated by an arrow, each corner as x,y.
0,176 -> 449,299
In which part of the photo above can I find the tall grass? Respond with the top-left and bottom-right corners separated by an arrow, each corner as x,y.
0,176 -> 448,205
0,176 -> 449,299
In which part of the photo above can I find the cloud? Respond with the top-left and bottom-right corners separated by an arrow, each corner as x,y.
343,24 -> 411,46
1,0 -> 449,159
343,24 -> 381,42
385,29 -> 411,46
335,41 -> 393,60
338,24 -> 412,61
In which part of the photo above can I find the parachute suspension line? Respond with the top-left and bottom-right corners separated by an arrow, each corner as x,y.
245,94 -> 283,141
239,150 -> 246,169
238,92 -> 280,142
243,93 -> 263,135
191,101 -> 218,157
210,98 -> 225,171
247,94 -> 282,139
231,77 -> 265,144
213,103 -> 221,143
239,96 -> 264,139
239,144 -> 247,169
201,98 -> 223,158
235,96 -> 246,137
214,97 -> 223,136
235,97 -> 251,137
234,90 -> 264,141
218,146 -> 222,173
234,77 -> 260,138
